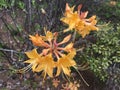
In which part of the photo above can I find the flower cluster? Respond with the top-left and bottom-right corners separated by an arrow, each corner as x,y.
61,3 -> 98,38
20,30 -> 76,78
20,3 -> 98,79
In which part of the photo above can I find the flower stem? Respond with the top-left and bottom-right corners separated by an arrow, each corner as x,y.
72,30 -> 76,43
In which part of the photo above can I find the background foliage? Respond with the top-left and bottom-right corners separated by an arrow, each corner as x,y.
84,23 -> 120,80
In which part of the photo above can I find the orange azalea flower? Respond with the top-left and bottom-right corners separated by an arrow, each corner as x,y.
19,49 -> 55,78
55,49 -> 76,76
22,49 -> 42,72
61,3 -> 80,32
34,54 -> 55,78
61,3 -> 98,38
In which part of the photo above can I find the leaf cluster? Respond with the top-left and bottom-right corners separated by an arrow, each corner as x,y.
0,0 -> 25,10
83,23 -> 120,81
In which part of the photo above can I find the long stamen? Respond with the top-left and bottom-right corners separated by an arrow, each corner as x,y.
72,30 -> 76,42
18,64 -> 32,73
54,51 -> 60,60
56,51 -> 63,57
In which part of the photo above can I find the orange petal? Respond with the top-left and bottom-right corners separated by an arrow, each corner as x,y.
64,43 -> 73,52
29,34 -> 43,46
66,3 -> 71,12
78,4 -> 82,14
29,34 -> 50,47
58,34 -> 71,45
42,49 -> 50,55
65,3 -> 75,16
62,66 -> 71,76
25,49 -> 39,58
80,11 -> 88,19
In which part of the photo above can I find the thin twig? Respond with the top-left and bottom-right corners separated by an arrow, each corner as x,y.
0,48 -> 24,54
76,47 -> 85,52
72,30 -> 77,43
0,48 -> 24,62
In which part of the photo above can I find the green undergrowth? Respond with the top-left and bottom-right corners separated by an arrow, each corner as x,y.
77,22 -> 120,81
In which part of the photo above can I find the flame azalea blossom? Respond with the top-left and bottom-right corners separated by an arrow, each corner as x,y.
19,49 -> 55,78
55,49 -> 76,76
34,53 -> 55,78
24,49 -> 42,72
20,30 -> 77,78
61,3 -> 98,38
